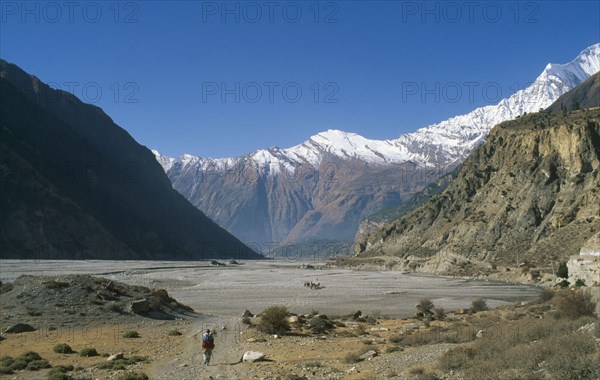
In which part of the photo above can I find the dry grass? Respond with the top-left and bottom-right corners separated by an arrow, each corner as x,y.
554,289 -> 596,319
395,326 -> 476,347
439,316 -> 600,379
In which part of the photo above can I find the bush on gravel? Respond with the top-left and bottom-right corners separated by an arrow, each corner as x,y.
53,343 -> 74,354
257,305 -> 290,335
116,372 -> 149,380
79,347 -> 98,357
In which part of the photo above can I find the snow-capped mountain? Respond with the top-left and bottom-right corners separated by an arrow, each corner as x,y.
154,43 -> 600,252
157,44 -> 600,173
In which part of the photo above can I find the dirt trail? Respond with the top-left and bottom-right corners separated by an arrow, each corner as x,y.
149,315 -> 246,380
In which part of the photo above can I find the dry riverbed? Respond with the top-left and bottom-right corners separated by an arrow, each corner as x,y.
0,260 -> 548,379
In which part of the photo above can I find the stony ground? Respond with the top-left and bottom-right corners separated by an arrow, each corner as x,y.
0,273 -> 598,380
0,273 -> 493,380
8,264 -> 598,380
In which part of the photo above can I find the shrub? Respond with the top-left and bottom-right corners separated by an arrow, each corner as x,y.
8,358 -> 28,371
4,351 -> 45,371
556,261 -> 568,278
558,279 -> 570,288
44,280 -> 69,290
47,373 -> 73,380
433,307 -> 446,320
409,366 -> 425,375
53,343 -> 74,354
307,316 -> 333,334
417,298 -> 434,315
96,356 -> 145,370
0,282 -> 14,294
440,346 -> 477,370
304,361 -> 321,368
26,359 -> 51,370
18,352 -> 42,362
355,324 -> 367,335
129,355 -> 147,363
257,305 -> 290,335
26,307 -> 42,316
49,365 -> 74,373
471,299 -> 488,313
0,356 -> 14,367
79,347 -> 98,357
343,351 -> 361,363
241,317 -> 252,325
539,288 -> 555,302
116,372 -> 149,380
575,279 -> 586,287
167,330 -> 182,336
0,367 -> 13,375
122,330 -> 140,338
554,290 -> 596,319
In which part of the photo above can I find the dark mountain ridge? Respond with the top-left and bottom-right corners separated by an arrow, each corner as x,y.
0,59 -> 261,260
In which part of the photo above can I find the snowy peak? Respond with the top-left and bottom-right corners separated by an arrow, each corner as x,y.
542,43 -> 600,84
288,129 -> 414,165
155,43 -> 600,173
151,149 -> 176,171
391,43 -> 600,166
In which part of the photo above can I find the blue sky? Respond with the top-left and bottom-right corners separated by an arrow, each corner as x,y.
1,1 -> 599,158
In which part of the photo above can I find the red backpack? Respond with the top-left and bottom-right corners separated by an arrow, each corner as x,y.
202,333 -> 215,349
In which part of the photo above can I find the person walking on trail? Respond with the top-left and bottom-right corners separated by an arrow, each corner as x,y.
202,329 -> 215,365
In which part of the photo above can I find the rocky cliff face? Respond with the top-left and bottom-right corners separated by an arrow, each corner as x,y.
355,108 -> 600,277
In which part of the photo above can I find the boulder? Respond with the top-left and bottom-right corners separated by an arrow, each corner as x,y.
4,323 -> 36,333
107,353 -> 124,361
242,310 -> 254,318
359,350 -> 377,361
242,351 -> 265,362
287,316 -> 299,324
476,330 -> 485,338
370,327 -> 388,332
130,299 -> 150,314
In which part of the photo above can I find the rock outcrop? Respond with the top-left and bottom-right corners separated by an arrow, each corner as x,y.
355,107 -> 600,277
568,232 -> 600,286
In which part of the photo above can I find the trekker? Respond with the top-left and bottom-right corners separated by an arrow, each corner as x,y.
202,329 -> 215,365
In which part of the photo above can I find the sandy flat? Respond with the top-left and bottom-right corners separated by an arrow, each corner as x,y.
0,260 -> 540,318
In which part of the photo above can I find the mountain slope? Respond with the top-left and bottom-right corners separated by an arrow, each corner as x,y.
354,82 -> 600,278
0,60 -> 261,260
354,167 -> 460,243
547,72 -> 600,112
156,44 -> 600,251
